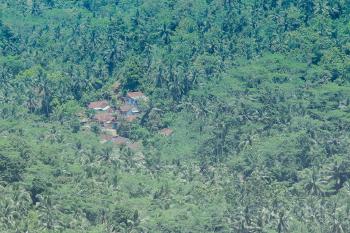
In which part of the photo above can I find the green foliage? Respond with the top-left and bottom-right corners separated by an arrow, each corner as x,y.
0,138 -> 26,183
1,0 -> 350,232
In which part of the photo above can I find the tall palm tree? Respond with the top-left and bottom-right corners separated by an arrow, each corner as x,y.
36,195 -> 62,230
325,160 -> 350,193
159,23 -> 173,45
0,198 -> 17,230
301,168 -> 325,196
277,211 -> 289,233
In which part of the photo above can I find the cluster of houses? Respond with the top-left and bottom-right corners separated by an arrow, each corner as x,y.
80,83 -> 173,150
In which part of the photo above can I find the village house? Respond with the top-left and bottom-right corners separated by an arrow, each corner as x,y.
94,112 -> 118,137
125,91 -> 147,106
119,104 -> 140,117
88,100 -> 110,111
94,112 -> 116,125
125,115 -> 138,122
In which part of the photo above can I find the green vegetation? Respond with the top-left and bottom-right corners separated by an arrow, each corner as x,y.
1,0 -> 350,232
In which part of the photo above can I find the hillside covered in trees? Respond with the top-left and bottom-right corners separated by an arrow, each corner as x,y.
1,0 -> 350,232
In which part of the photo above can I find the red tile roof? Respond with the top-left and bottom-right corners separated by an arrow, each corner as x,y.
159,128 -> 173,136
88,100 -> 109,109
126,91 -> 146,100
125,115 -> 138,122
94,112 -> 115,123
119,104 -> 133,112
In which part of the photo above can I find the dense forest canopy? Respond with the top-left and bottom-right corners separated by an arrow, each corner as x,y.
1,0 -> 350,232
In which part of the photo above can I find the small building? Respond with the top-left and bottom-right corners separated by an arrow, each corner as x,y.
125,115 -> 138,123
159,128 -> 173,137
94,112 -> 116,124
125,91 -> 147,106
88,100 -> 110,111
119,104 -> 140,117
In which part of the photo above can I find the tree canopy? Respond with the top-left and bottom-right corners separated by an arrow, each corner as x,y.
1,0 -> 350,232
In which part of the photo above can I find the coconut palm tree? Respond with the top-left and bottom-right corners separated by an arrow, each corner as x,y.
36,195 -> 62,230
300,168 -> 325,196
277,211 -> 289,233
325,160 -> 350,193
